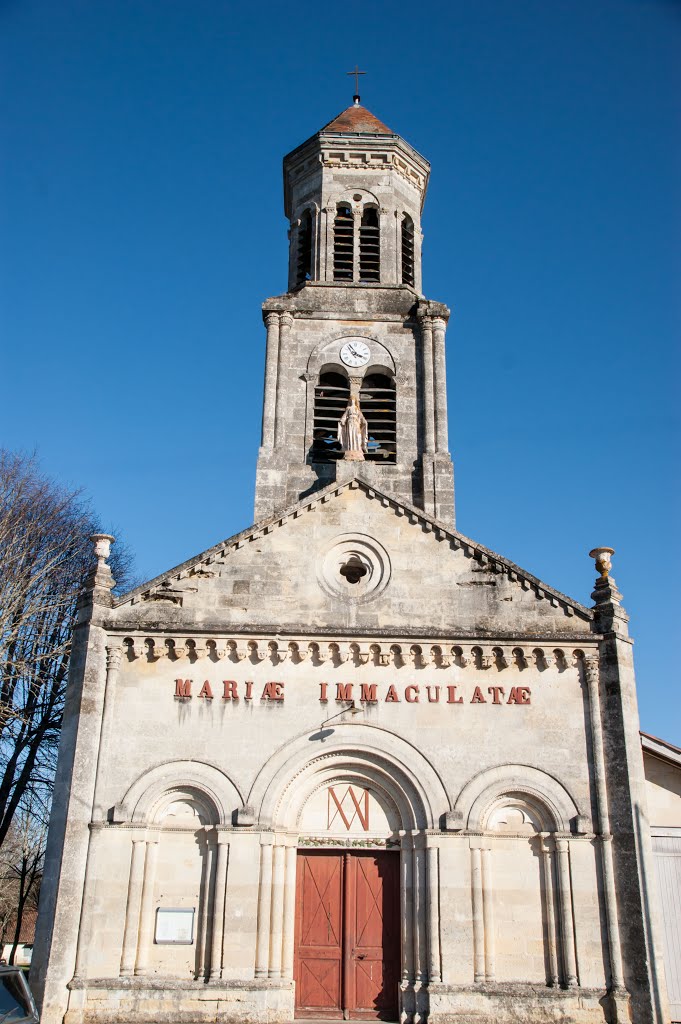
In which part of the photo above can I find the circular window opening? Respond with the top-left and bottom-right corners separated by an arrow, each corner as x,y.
317,534 -> 391,603
339,555 -> 368,585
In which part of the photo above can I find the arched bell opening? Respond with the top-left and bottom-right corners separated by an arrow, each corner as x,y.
359,370 -> 397,463
310,368 -> 350,463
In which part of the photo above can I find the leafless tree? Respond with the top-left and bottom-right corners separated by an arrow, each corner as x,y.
0,450 -> 134,892
0,793 -> 47,963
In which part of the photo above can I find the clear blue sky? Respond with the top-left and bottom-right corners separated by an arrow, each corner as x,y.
1,1 -> 679,739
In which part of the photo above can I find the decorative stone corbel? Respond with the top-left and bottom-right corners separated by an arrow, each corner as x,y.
492,647 -> 508,670
512,647 -> 529,670
390,644 -> 403,667
442,810 -> 464,832
248,641 -> 267,663
452,646 -> 468,668
235,805 -> 255,827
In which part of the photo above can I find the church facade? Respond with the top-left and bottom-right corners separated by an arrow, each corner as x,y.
32,101 -> 673,1024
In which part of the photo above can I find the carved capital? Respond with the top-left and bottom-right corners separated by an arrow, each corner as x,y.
432,316 -> 448,333
106,642 -> 123,673
279,312 -> 295,330
264,311 -> 280,328
583,652 -> 600,683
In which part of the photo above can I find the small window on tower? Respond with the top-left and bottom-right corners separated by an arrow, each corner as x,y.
311,371 -> 350,463
359,207 -> 380,282
360,373 -> 397,464
296,210 -> 312,285
401,215 -> 415,286
333,205 -> 354,281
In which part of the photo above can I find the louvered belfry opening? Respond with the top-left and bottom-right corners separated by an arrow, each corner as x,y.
360,373 -> 397,463
401,215 -> 415,286
333,204 -> 354,281
296,209 -> 312,285
311,371 -> 350,463
359,207 -> 381,282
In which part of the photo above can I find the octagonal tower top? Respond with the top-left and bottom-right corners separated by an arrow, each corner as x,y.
283,102 -> 431,294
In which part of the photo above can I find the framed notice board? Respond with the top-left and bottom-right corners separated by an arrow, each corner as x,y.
154,907 -> 195,944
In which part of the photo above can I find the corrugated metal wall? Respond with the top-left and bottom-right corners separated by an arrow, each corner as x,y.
652,833 -> 681,1022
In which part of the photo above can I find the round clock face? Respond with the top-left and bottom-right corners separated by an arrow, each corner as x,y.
340,340 -> 370,368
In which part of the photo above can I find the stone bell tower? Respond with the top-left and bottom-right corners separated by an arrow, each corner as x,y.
255,98 -> 455,524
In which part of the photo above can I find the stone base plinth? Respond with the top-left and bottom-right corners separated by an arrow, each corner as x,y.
65,978 -> 617,1024
427,983 -> 612,1024
65,977 -> 294,1024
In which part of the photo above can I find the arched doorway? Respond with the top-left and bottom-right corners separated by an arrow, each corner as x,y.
247,731 -> 450,1023
295,780 -> 401,1020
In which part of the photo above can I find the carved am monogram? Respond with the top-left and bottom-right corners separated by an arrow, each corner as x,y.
327,786 -> 370,831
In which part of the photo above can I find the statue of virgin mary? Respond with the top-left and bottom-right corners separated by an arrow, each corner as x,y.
337,396 -> 368,461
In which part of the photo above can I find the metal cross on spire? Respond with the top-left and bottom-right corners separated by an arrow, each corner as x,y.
346,65 -> 366,105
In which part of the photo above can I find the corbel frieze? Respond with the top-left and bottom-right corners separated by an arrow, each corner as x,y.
117,636 -> 599,672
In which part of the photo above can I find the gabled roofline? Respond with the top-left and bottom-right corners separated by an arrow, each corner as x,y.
114,476 -> 592,620
641,731 -> 681,768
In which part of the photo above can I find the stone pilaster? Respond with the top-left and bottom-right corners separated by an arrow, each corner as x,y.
31,536 -> 116,1024
587,549 -> 670,1023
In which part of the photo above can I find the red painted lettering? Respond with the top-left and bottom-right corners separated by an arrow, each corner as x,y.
507,686 -> 531,705
222,680 -> 238,700
261,682 -> 285,701
470,686 -> 486,704
319,682 -> 328,703
360,684 -> 378,703
336,683 -> 353,702
447,685 -> 463,704
405,685 -> 420,703
244,680 -> 253,701
488,686 -> 505,705
174,679 -> 191,698
198,680 -> 213,699
426,685 -> 441,703
385,685 -> 400,702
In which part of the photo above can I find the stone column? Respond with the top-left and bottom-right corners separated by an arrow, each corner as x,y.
353,205 -> 360,283
481,847 -> 496,982
269,842 -> 286,978
471,847 -> 485,982
281,842 -> 297,981
401,836 -> 415,982
540,835 -> 560,987
254,836 -> 274,977
555,838 -> 577,987
196,830 -> 214,978
583,654 -> 625,990
419,316 -> 435,455
120,836 -> 147,976
323,206 -> 334,282
261,312 -> 280,450
412,839 -> 427,982
432,316 -> 449,454
426,845 -> 441,983
134,835 -> 160,975
274,313 -> 294,449
210,834 -> 230,979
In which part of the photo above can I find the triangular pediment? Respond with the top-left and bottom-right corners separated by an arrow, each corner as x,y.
113,477 -> 592,637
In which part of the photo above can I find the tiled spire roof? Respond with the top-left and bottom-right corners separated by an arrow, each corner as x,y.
320,103 -> 394,135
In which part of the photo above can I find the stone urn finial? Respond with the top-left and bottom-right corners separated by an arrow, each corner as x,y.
589,546 -> 614,579
91,533 -> 115,566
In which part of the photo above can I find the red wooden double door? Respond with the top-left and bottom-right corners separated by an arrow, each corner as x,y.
294,851 -> 400,1021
